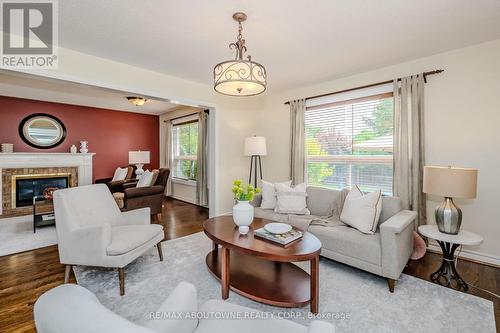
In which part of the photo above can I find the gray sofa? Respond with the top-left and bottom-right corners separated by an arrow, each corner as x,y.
251,186 -> 416,292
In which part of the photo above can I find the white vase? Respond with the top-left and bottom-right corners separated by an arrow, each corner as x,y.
70,145 -> 77,154
232,200 -> 254,234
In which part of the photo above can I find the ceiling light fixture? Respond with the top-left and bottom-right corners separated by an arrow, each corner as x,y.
213,12 -> 266,96
126,96 -> 147,106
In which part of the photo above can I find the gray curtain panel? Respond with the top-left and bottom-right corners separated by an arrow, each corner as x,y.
289,99 -> 307,185
164,120 -> 173,196
196,110 -> 209,206
393,74 -> 426,228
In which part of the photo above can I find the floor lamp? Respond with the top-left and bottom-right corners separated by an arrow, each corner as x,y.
244,136 -> 267,188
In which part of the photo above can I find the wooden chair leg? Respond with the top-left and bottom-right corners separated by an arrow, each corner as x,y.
118,268 -> 125,296
64,265 -> 72,283
387,278 -> 396,293
157,242 -> 164,262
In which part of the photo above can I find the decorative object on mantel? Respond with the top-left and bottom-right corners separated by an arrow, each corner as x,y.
423,166 -> 478,235
79,141 -> 89,153
244,136 -> 267,188
129,150 -> 150,177
70,144 -> 77,154
213,12 -> 266,96
1,143 -> 14,153
231,180 -> 260,234
19,113 -> 66,149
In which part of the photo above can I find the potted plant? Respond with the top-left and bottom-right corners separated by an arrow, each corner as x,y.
232,180 -> 260,234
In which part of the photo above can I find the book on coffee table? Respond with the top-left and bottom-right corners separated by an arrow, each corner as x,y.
254,227 -> 303,246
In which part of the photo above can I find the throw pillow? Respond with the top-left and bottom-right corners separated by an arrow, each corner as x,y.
150,169 -> 160,185
274,182 -> 310,215
136,170 -> 154,188
260,180 -> 292,209
111,167 -> 128,181
340,185 -> 382,234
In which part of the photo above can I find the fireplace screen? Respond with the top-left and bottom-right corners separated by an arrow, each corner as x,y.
14,175 -> 70,207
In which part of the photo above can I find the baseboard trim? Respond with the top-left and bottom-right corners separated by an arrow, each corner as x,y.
168,195 -> 197,205
427,243 -> 500,268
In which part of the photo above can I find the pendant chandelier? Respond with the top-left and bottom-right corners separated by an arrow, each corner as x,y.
213,12 -> 267,96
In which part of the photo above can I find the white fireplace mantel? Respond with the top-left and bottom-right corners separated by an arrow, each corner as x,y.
0,152 -> 95,215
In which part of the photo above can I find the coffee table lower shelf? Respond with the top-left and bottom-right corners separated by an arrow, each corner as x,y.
206,248 -> 312,309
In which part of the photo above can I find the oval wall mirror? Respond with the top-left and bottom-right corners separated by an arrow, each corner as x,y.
19,113 -> 67,149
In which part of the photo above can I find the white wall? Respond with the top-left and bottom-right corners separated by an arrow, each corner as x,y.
257,39 -> 500,263
10,46 -> 265,216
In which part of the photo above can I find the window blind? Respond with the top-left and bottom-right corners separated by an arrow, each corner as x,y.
172,120 -> 198,180
305,91 -> 394,195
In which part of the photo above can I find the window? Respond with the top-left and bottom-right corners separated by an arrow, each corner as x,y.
172,121 -> 198,181
305,88 -> 394,195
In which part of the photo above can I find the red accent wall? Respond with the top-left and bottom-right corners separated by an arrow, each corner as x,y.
0,96 -> 159,181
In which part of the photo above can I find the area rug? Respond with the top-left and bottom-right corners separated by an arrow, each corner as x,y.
0,216 -> 57,256
73,232 -> 495,333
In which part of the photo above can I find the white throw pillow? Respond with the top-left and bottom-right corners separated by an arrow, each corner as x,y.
111,167 -> 128,181
274,182 -> 310,215
136,170 -> 154,187
340,185 -> 382,234
260,180 -> 292,209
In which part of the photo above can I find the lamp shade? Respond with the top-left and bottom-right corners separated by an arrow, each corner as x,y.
423,166 -> 477,198
244,136 -> 267,156
128,151 -> 150,164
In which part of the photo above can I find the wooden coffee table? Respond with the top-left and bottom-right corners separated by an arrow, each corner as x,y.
203,216 -> 322,313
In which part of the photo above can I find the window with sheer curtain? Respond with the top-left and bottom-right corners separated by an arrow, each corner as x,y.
172,121 -> 198,181
305,90 -> 394,195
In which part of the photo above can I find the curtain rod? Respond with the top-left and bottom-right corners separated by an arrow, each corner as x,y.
162,109 -> 209,123
284,69 -> 444,105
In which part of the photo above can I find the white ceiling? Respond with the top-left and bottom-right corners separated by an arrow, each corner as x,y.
0,71 -> 181,115
58,0 -> 500,91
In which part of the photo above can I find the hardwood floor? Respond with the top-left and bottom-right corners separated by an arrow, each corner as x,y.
0,198 -> 498,332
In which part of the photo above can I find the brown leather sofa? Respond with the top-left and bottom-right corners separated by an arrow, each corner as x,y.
120,168 -> 170,217
95,166 -> 137,193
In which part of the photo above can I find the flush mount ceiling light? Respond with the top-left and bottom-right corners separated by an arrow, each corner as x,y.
213,12 -> 267,96
126,96 -> 147,106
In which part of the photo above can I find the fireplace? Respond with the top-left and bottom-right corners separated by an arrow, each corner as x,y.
12,173 -> 71,208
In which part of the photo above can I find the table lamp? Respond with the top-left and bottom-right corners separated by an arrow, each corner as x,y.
129,150 -> 150,177
423,166 -> 477,234
244,136 -> 267,188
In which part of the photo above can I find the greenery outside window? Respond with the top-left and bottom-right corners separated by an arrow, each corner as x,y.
305,91 -> 394,195
172,121 -> 198,181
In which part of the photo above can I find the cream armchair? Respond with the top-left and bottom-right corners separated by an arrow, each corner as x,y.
53,184 -> 164,295
34,282 -> 335,333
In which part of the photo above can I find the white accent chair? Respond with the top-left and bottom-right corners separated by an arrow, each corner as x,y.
34,282 -> 335,333
53,184 -> 164,295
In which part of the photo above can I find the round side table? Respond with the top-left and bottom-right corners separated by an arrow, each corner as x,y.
418,225 -> 483,291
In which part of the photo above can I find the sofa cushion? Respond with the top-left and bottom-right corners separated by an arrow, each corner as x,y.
308,224 -> 382,266
260,180 -> 292,209
380,196 -> 403,223
306,187 -> 343,217
275,182 -> 310,215
196,299 -> 307,333
112,167 -> 129,181
107,225 -> 163,256
340,185 -> 382,234
254,207 -> 289,223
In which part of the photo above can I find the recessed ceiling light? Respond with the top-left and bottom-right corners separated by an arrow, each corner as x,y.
169,100 -> 180,104
126,96 -> 147,106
